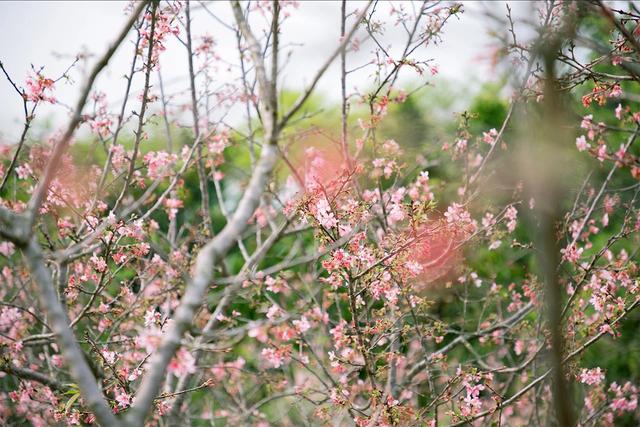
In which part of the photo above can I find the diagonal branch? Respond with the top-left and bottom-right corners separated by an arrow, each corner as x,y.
127,5 -> 283,414
126,142 -> 279,425
3,5 -> 149,426
26,0 -> 149,227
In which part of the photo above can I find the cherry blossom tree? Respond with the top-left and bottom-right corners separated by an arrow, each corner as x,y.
0,1 -> 639,426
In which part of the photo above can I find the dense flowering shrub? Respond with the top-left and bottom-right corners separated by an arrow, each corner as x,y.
0,1 -> 639,426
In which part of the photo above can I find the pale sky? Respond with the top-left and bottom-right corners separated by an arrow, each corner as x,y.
0,1 -> 532,142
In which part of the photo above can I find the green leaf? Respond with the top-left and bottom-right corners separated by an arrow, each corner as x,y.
64,391 -> 80,413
